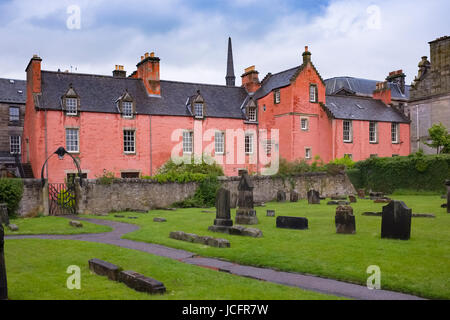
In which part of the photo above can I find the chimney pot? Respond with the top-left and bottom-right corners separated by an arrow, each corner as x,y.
150,52 -> 155,58
144,52 -> 149,59
245,65 -> 256,73
305,46 -> 309,52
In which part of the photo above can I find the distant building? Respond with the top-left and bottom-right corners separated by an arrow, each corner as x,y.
408,36 -> 450,154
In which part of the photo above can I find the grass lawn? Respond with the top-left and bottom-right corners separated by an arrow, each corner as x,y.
4,216 -> 112,235
4,239 -> 342,300
85,194 -> 450,299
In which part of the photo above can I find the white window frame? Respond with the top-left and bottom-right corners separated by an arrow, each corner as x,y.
10,135 -> 21,154
183,131 -> 193,154
122,101 -> 133,118
66,98 -> 78,116
301,117 -> 309,131
245,133 -> 254,154
215,131 -> 225,155
123,130 -> 136,154
248,107 -> 257,122
309,85 -> 317,102
264,140 -> 272,155
369,122 -> 378,143
343,120 -> 353,143
274,90 -> 280,104
391,123 -> 399,143
9,107 -> 20,122
194,103 -> 203,118
65,129 -> 79,153
305,147 -> 312,159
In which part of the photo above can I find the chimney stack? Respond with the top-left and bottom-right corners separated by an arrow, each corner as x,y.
136,51 -> 161,96
113,65 -> 127,78
302,46 -> 312,64
241,65 -> 260,93
25,54 -> 42,94
386,69 -> 406,94
373,81 -> 392,106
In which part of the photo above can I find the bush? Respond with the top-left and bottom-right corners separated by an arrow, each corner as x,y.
0,178 -> 24,217
173,177 -> 221,208
96,170 -> 117,185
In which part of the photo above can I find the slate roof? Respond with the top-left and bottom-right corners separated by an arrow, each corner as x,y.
325,77 -> 410,101
39,71 -> 248,119
323,95 -> 409,123
0,78 -> 26,104
254,66 -> 301,100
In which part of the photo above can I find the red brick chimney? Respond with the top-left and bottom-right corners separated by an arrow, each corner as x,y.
241,65 -> 260,93
25,54 -> 42,94
136,52 -> 160,96
386,69 -> 406,94
373,81 -> 392,106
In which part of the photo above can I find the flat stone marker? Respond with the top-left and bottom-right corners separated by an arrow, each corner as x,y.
307,189 -> 320,204
208,225 -> 263,238
276,216 -> 308,230
327,200 -> 350,206
153,217 -> 167,222
235,171 -> 258,225
118,270 -> 166,294
381,200 -> 412,240
89,258 -> 122,281
114,215 -> 125,218
277,190 -> 286,202
0,204 -> 9,226
331,195 -> 347,200
0,224 -> 7,300
290,190 -> 299,202
335,206 -> 356,234
349,195 -> 357,203
374,198 -> 391,203
170,231 -> 231,247
69,220 -> 83,228
266,210 -> 275,217
370,192 -> 384,200
7,224 -> 18,232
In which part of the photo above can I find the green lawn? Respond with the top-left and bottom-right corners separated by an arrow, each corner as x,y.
4,216 -> 112,235
4,239 -> 341,300
85,195 -> 450,299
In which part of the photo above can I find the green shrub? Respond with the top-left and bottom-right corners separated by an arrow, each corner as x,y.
0,178 -> 24,217
173,177 -> 221,208
96,171 -> 117,185
329,155 -> 355,169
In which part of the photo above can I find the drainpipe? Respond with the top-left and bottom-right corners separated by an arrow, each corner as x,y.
44,108 -> 48,180
416,106 -> 419,152
149,115 -> 152,176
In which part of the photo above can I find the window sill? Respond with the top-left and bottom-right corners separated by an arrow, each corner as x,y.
67,152 -> 80,155
124,152 -> 136,156
244,121 -> 258,125
370,142 -> 379,144
343,141 -> 353,144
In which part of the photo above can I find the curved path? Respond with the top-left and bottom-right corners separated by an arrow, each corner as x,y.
6,216 -> 425,300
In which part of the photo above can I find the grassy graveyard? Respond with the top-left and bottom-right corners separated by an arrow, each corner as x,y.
4,239 -> 341,300
83,194 -> 450,299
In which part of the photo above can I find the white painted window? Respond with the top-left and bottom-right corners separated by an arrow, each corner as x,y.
305,147 -> 312,159
309,85 -> 317,102
245,133 -> 253,154
123,130 -> 135,153
215,131 -> 225,154
274,90 -> 280,104
369,122 -> 378,143
343,120 -> 352,142
66,129 -> 79,153
9,107 -> 19,122
248,107 -> 257,122
391,123 -> 399,143
183,131 -> 193,154
10,136 -> 21,154
301,118 -> 309,130
66,98 -> 78,115
264,140 -> 272,155
194,103 -> 203,118
122,101 -> 133,118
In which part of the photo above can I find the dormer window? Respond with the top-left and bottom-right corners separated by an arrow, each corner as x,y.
123,101 -> 133,118
116,91 -> 135,119
62,85 -> 79,116
194,103 -> 204,118
248,107 -> 257,122
245,98 -> 257,122
191,90 -> 205,119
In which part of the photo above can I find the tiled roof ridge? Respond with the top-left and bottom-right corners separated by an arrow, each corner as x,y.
160,79 -> 244,89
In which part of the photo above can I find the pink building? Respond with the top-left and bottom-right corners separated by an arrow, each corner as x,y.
22,39 -> 410,183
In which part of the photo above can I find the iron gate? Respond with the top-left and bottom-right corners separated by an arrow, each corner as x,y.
48,182 -> 76,216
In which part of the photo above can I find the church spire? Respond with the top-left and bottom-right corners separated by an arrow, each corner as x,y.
226,37 -> 236,87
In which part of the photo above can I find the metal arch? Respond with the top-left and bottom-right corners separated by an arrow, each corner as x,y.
40,147 -> 83,187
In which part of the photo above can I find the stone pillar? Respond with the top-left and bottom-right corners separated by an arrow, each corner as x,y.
335,206 -> 356,234
74,177 -> 86,215
42,180 -> 49,216
0,224 -> 7,300
446,180 -> 450,214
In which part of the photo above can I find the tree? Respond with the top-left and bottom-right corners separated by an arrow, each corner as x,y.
424,123 -> 450,154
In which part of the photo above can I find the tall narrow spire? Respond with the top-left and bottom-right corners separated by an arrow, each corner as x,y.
226,37 -> 236,87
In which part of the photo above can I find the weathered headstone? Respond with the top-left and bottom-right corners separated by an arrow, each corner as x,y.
235,171 -> 258,225
307,189 -> 320,204
214,188 -> 233,227
349,195 -> 357,203
290,190 -> 299,202
153,217 -> 167,222
89,258 -> 122,281
0,224 -> 7,300
276,216 -> 308,230
266,210 -> 275,217
357,189 -> 366,199
277,190 -> 286,202
0,204 -> 9,226
381,200 -> 412,240
118,271 -> 166,294
446,180 -> 450,214
335,206 -> 356,234
7,224 -> 18,232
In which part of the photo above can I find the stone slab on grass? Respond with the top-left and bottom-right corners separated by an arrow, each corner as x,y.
276,216 -> 308,230
69,220 -> 83,228
169,231 -> 230,248
88,258 -> 122,281
153,217 -> 167,222
208,225 -> 263,238
118,270 -> 166,295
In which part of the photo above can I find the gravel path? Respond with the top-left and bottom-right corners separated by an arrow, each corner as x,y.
5,216 -> 425,300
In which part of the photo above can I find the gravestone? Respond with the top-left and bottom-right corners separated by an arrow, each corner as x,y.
335,206 -> 356,234
446,180 -> 450,214
89,258 -> 122,281
290,190 -> 299,202
307,189 -> 320,204
235,171 -> 258,225
381,200 -> 412,240
331,195 -> 347,200
357,189 -> 366,199
276,216 -> 308,230
0,204 -> 9,226
370,192 -> 384,200
266,210 -> 275,217
118,271 -> 166,295
349,195 -> 357,203
0,224 -> 7,300
277,190 -> 286,202
214,188 -> 233,227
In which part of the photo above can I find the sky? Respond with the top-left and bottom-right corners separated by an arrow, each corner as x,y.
0,0 -> 448,85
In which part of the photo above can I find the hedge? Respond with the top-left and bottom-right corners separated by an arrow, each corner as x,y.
348,154 -> 450,193
0,178 -> 24,217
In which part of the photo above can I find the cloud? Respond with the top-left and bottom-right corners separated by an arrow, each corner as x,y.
0,0 -> 448,87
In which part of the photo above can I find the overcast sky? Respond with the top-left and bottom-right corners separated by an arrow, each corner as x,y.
0,0 -> 448,85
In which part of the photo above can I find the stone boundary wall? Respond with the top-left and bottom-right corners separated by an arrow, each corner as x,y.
17,172 -> 356,216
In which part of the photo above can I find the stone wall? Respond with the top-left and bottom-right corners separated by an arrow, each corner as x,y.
18,179 -> 43,217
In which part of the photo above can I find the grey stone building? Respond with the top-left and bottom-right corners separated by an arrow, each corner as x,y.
0,78 -> 30,177
408,36 -> 450,154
